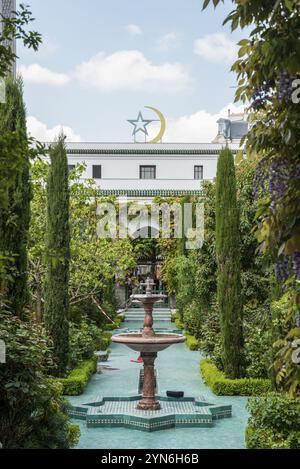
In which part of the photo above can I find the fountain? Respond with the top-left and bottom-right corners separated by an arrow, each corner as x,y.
112,277 -> 186,411
69,277 -> 233,431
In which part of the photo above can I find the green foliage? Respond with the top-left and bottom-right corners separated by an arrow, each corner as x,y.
0,3 -> 42,78
246,393 -> 300,449
200,359 -> 271,396
185,333 -> 199,351
161,161 -> 270,379
196,302 -> 221,359
245,425 -> 300,450
182,301 -> 204,339
216,148 -> 244,378
68,423 -> 81,448
69,320 -> 102,368
44,136 -> 70,377
99,332 -> 112,351
203,0 -> 300,397
104,315 -> 124,331
0,311 -> 77,448
70,301 -> 106,328
244,324 -> 273,379
174,316 -> 184,330
162,255 -> 196,321
29,161 -> 136,320
53,356 -> 98,396
0,77 -> 30,319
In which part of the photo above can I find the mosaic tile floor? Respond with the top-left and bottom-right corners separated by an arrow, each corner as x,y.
69,395 -> 231,431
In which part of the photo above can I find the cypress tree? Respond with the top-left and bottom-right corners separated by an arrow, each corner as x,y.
0,77 -> 30,319
44,135 -> 70,377
215,147 -> 245,378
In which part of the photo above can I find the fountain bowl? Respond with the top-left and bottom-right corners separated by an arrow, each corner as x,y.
130,293 -> 167,303
112,332 -> 186,352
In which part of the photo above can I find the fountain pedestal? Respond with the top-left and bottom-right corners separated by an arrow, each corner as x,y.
112,277 -> 185,411
137,352 -> 160,410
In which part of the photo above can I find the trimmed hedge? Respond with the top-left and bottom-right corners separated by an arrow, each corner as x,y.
175,317 -> 185,330
185,333 -> 200,351
173,317 -> 199,350
200,359 -> 271,396
52,355 -> 98,396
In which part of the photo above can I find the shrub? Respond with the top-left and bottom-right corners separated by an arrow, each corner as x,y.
246,393 -> 300,449
70,301 -> 106,328
68,423 -> 81,448
53,355 -> 98,396
116,314 -> 125,324
104,316 -> 123,331
183,301 -> 203,338
185,333 -> 199,351
200,359 -> 271,396
175,256 -> 197,320
99,332 -> 112,351
69,320 -> 102,368
244,324 -> 272,379
0,312 -> 78,448
197,303 -> 222,366
175,316 -> 184,330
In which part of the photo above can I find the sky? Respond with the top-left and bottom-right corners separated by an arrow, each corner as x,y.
17,0 -> 248,143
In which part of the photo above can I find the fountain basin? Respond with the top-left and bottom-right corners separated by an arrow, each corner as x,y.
131,294 -> 167,302
112,333 -> 185,352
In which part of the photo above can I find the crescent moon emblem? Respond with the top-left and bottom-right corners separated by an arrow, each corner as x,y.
144,106 -> 166,143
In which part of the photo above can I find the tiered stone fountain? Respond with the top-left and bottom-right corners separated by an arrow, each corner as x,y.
68,278 -> 232,432
112,277 -> 185,410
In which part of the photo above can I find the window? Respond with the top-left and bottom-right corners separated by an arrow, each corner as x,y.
140,165 -> 156,180
194,165 -> 203,180
93,165 -> 102,179
68,165 -> 75,172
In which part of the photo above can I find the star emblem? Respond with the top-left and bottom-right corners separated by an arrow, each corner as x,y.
127,111 -> 154,137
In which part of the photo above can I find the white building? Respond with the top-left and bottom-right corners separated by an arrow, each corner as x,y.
213,111 -> 248,144
65,142 -> 242,199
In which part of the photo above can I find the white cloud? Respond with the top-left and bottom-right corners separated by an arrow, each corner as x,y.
126,24 -> 142,35
146,103 -> 245,143
157,32 -> 180,52
27,116 -> 81,142
75,50 -> 189,92
194,33 -> 238,64
19,64 -> 70,86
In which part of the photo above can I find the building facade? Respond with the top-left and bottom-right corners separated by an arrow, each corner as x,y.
65,142 -> 242,199
212,111 -> 248,144
0,0 -> 16,75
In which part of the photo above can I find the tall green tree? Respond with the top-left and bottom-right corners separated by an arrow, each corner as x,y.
0,77 -> 30,319
202,0 -> 300,397
216,147 -> 244,379
44,136 -> 70,377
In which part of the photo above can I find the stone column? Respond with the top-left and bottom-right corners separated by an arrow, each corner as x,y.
137,352 -> 160,411
142,302 -> 155,337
